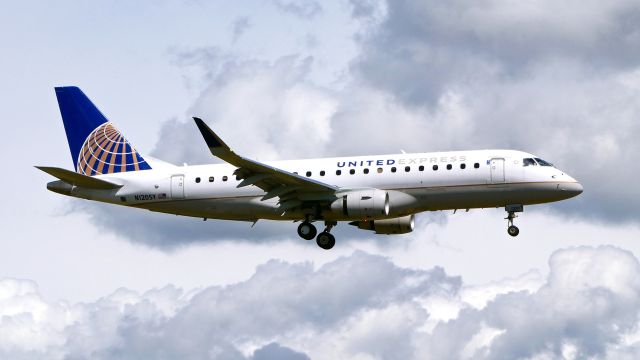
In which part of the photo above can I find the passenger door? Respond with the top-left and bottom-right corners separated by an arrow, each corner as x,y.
490,158 -> 505,183
171,175 -> 185,199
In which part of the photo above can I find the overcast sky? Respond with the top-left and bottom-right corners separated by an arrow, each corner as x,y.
2,0 -> 640,358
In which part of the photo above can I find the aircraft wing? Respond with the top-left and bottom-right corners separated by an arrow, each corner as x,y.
193,118 -> 339,211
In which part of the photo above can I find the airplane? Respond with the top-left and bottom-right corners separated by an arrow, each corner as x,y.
38,87 -> 583,249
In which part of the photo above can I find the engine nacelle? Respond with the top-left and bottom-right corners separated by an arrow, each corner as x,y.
349,215 -> 415,234
330,189 -> 389,218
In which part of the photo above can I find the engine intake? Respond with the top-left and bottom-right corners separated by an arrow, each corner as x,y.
349,215 -> 415,234
330,189 -> 389,218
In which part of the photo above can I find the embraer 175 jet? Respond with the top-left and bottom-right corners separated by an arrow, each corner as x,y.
38,87 -> 583,249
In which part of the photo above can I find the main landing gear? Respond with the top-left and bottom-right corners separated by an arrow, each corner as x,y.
297,220 -> 336,250
297,221 -> 317,240
505,204 -> 524,237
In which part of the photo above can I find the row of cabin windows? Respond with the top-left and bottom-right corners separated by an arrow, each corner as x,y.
195,175 -> 228,183
194,162 -> 481,183
304,162 -> 480,177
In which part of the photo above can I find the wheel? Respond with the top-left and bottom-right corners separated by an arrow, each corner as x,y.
297,222 -> 317,240
508,225 -> 520,237
316,232 -> 336,250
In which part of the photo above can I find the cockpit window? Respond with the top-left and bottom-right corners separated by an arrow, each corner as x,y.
523,158 -> 537,167
534,158 -> 553,167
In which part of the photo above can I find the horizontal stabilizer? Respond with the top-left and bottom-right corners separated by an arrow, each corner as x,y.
35,166 -> 122,190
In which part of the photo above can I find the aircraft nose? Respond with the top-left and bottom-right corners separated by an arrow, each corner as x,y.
559,181 -> 583,198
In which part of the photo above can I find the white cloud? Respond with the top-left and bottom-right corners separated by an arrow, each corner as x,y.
425,246 -> 640,359
155,54 -> 338,164
3,247 -> 640,359
349,0 -> 640,223
0,252 -> 458,359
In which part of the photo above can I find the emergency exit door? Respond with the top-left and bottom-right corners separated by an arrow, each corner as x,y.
490,158 -> 505,183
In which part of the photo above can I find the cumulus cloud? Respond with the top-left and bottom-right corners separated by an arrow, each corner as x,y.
353,0 -> 640,102
154,54 -> 337,164
425,246 -> 640,359
347,0 -> 640,222
0,252 -> 458,359
3,247 -> 640,359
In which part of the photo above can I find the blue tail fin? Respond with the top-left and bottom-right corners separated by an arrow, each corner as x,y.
55,86 -> 151,175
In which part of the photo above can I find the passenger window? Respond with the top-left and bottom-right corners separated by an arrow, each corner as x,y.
460,163 -> 466,169
446,164 -> 452,170
523,158 -> 537,167
377,167 -> 383,173
364,168 -> 369,174
293,171 -> 299,174
320,170 -> 325,176
391,167 -> 397,173
433,165 -> 438,171
222,176 -> 228,182
209,176 -> 214,182
405,166 -> 410,172
419,165 -> 424,171
336,170 -> 342,176
349,169 -> 355,175
195,177 -> 201,183
306,171 -> 311,177
474,163 -> 480,169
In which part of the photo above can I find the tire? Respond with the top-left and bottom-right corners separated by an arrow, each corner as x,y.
297,222 -> 317,240
508,225 -> 520,237
316,232 -> 336,250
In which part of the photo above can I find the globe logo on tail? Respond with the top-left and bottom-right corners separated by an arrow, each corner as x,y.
76,122 -> 151,175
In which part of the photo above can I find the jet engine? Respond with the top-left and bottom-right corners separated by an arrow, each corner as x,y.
330,189 -> 389,218
349,215 -> 415,234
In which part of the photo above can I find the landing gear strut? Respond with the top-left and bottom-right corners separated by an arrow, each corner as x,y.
316,221 -> 336,250
505,204 -> 523,237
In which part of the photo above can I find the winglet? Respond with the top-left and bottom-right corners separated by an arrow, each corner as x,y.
194,117 -> 229,149
193,117 -> 241,162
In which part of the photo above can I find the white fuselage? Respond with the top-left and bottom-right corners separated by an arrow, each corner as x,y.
52,149 -> 583,222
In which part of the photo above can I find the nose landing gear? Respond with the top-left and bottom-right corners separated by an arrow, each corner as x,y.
505,204 -> 523,237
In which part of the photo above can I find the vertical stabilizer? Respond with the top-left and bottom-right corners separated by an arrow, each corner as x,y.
54,86 -> 151,175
